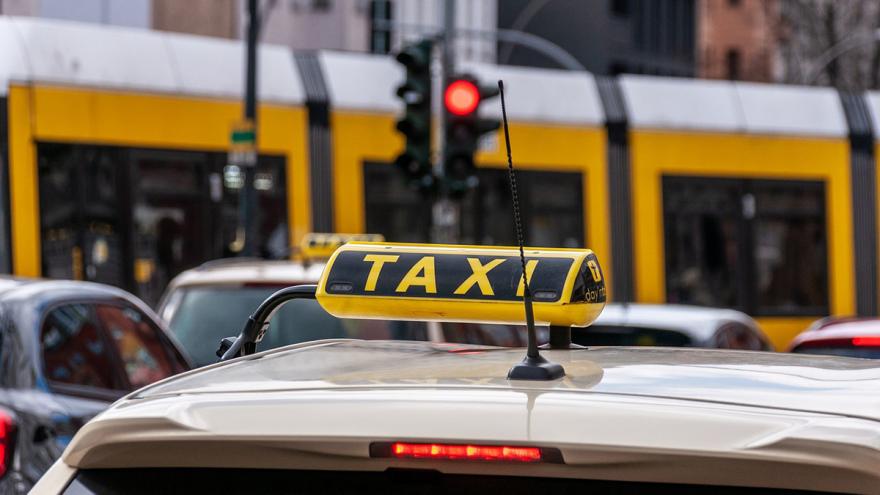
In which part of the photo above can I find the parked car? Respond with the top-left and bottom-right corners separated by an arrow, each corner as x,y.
441,303 -> 773,351
0,278 -> 191,493
575,303 -> 773,350
788,317 -> 880,359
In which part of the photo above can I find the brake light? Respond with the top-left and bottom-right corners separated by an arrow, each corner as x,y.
0,411 -> 14,479
852,336 -> 880,346
389,442 -> 541,462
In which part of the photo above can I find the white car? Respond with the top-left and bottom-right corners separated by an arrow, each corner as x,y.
33,242 -> 880,494
581,303 -> 773,350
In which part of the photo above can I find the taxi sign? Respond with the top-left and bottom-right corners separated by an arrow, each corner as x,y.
316,242 -> 606,327
300,233 -> 385,260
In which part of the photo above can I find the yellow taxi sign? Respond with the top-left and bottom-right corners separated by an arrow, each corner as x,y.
316,242 -> 606,327
300,233 -> 385,260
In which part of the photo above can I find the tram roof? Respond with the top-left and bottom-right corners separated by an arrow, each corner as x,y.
0,16 -> 872,139
620,75 -> 850,138
862,92 -> 880,139
0,16 -> 304,104
317,50 -> 606,126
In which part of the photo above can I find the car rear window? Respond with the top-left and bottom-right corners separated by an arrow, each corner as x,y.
169,286 -> 428,366
573,324 -> 692,347
63,468 -> 818,494
791,345 -> 880,359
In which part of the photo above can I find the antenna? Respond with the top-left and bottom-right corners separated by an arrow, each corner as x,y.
499,80 -> 565,381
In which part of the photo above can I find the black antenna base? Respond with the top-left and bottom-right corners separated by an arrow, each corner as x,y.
507,354 -> 565,381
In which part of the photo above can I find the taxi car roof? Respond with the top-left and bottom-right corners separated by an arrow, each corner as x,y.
56,340 -> 880,493
166,259 -> 326,289
133,340 -> 880,420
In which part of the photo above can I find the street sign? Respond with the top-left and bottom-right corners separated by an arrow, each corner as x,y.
229,120 -> 257,166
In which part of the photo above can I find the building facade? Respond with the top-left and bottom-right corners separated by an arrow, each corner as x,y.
497,0 -> 696,77
697,0 -> 777,82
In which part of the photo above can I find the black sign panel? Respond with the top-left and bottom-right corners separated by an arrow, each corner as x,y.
324,251 -> 575,302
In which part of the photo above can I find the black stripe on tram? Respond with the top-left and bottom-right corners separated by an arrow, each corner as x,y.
839,90 -> 878,317
294,52 -> 335,233
596,76 -> 634,303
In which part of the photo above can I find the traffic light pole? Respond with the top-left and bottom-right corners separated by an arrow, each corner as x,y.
431,0 -> 461,244
240,0 -> 260,257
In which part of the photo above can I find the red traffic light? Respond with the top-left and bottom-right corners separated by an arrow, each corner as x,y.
445,79 -> 480,116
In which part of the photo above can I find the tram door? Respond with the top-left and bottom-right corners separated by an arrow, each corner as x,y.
131,150 -> 213,306
40,145 -> 130,289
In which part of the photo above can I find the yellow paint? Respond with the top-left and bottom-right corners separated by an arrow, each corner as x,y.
330,112 -> 402,234
453,257 -> 505,296
8,84 -> 312,276
316,242 -> 606,328
516,259 -> 539,297
755,317 -> 820,351
630,131 -> 854,347
363,254 -> 399,291
330,111 -> 612,295
395,256 -> 437,294
8,86 -> 40,276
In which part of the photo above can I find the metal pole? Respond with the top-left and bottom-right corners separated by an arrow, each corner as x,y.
241,0 -> 260,256
431,0 -> 460,244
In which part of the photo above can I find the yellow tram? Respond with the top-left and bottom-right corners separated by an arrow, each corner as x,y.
2,16 -> 878,348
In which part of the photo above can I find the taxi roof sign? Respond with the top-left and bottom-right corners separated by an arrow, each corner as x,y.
300,233 -> 385,260
316,242 -> 606,328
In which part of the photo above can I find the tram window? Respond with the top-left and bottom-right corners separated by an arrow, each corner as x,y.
752,182 -> 827,314
461,169 -> 584,248
363,163 -> 431,243
363,164 -> 583,247
663,177 -> 828,316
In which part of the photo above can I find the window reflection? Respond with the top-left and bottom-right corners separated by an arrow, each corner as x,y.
41,304 -> 123,391
364,163 -> 584,248
663,177 -> 828,315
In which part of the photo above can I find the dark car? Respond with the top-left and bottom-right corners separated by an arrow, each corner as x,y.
0,278 -> 191,493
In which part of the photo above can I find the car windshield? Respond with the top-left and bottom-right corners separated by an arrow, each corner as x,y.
169,286 -> 428,366
791,345 -> 880,359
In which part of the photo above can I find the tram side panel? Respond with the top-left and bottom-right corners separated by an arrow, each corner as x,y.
622,76 -> 854,350
319,53 -> 611,289
0,19 -> 311,305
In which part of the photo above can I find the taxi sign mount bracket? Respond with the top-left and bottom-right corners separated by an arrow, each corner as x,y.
499,79 -> 565,381
219,284 -> 318,361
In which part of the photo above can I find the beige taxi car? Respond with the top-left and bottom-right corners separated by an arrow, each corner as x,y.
34,243 -> 880,494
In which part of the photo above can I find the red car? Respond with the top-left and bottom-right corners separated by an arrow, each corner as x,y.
788,317 -> 880,359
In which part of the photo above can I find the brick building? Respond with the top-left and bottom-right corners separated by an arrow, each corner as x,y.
698,0 -> 778,81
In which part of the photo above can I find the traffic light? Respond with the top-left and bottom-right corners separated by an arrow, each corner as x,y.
394,40 -> 434,191
443,75 -> 500,197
